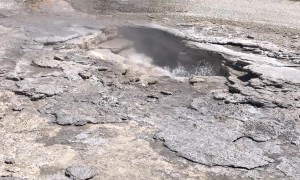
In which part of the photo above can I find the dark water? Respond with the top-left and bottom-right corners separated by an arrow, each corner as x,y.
119,26 -> 227,77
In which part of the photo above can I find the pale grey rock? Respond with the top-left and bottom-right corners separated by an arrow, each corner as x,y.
158,119 -> 274,169
34,85 -> 64,97
244,64 -> 300,85
160,90 -> 173,95
34,34 -> 81,45
14,79 -> 64,100
277,157 -> 300,179
189,76 -> 207,85
32,59 -> 60,68
78,72 -> 91,79
65,164 -> 96,180
213,91 -> 229,100
4,158 -> 15,164
97,38 -> 133,53
54,110 -> 99,126
6,73 -> 24,81
89,49 -> 126,62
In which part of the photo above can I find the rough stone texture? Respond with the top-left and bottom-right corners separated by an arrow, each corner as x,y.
277,157 -> 300,179
34,34 -> 81,45
32,58 -> 60,68
160,128 -> 274,169
54,110 -> 99,126
65,164 -> 96,180
0,178 -> 24,180
13,78 -> 64,101
0,0 -> 300,179
97,38 -> 134,53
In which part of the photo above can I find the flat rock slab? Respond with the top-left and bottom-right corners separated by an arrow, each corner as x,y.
54,110 -> 99,126
65,164 -> 96,180
244,64 -> 300,85
89,49 -> 126,63
97,38 -> 133,53
158,119 -> 275,169
276,157 -> 300,179
34,34 -> 81,45
32,58 -> 61,68
14,79 -> 64,100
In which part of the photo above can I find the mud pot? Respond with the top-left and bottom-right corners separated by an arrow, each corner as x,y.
119,26 -> 227,77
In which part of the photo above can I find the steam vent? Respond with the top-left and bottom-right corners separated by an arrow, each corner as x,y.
0,0 -> 300,179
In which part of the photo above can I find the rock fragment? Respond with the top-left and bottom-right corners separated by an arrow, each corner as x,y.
97,66 -> 108,71
189,76 -> 207,85
32,58 -> 60,68
54,110 -> 99,126
147,94 -> 159,99
65,164 -> 96,180
160,91 -> 173,95
34,34 -> 81,45
97,38 -> 133,53
139,75 -> 158,86
4,158 -> 15,165
246,35 -> 255,39
54,55 -> 67,61
78,72 -> 91,80
14,80 -> 64,101
6,73 -> 24,81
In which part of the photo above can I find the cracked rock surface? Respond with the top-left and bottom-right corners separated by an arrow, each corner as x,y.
0,0 -> 300,179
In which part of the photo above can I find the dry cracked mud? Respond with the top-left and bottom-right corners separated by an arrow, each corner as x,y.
0,0 -> 300,179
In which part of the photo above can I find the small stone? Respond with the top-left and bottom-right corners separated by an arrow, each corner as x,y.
291,139 -> 300,146
98,66 -> 108,71
290,56 -> 300,60
12,106 -> 23,111
6,73 -> 24,81
291,35 -> 299,39
78,72 -> 91,80
32,58 -> 60,68
147,94 -> 159,99
140,76 -> 158,86
0,69 -> 6,75
267,52 -> 275,58
54,110 -> 98,126
120,115 -> 131,121
252,49 -> 263,54
11,101 -> 24,112
147,14 -> 155,19
160,91 -> 173,95
4,158 -> 15,164
147,78 -> 158,85
6,167 -> 20,173
249,78 -> 264,89
292,59 -> 300,64
242,47 -> 255,51
189,76 -> 207,85
65,164 -> 96,180
213,91 -> 228,100
190,97 -> 208,111
30,94 -> 46,101
246,35 -> 255,39
54,55 -> 66,61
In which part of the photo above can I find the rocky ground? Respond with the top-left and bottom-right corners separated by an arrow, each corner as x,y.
0,0 -> 300,179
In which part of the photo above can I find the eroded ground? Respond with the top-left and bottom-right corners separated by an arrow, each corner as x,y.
0,0 -> 300,180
